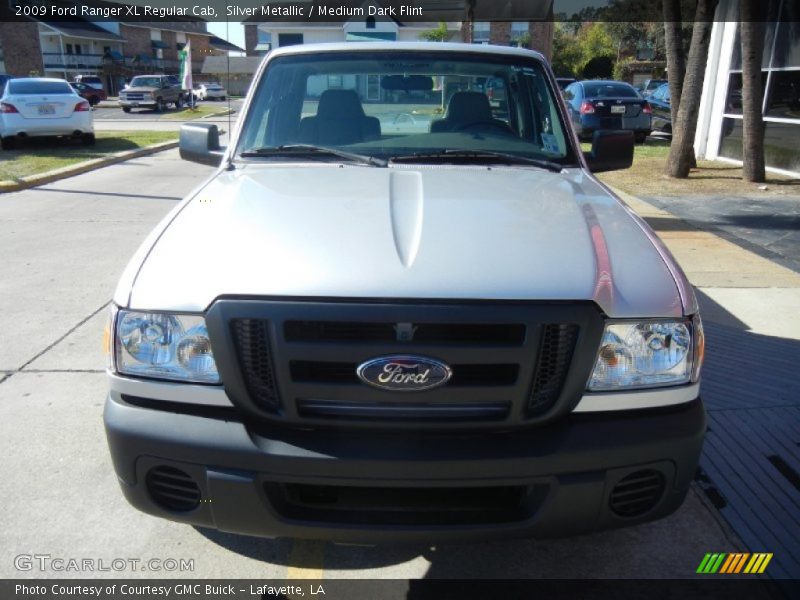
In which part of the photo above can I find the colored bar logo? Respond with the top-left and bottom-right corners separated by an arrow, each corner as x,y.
696,553 -> 773,574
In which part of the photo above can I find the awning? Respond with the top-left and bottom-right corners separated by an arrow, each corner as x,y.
151,40 -> 169,49
106,50 -> 124,61
346,32 -> 396,42
134,54 -> 151,63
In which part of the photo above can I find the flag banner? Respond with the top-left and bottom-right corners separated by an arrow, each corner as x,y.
179,39 -> 193,92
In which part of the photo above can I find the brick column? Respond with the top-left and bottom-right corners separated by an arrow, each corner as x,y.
0,22 -> 44,76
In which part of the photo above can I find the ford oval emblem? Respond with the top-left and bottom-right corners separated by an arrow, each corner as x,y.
356,355 -> 452,392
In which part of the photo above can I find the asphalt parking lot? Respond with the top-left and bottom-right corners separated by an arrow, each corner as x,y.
1,149 -> 798,581
93,98 -> 244,122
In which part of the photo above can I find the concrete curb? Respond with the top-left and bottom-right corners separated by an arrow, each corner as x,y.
0,140 -> 179,194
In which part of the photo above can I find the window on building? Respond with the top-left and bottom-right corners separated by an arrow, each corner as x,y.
473,21 -> 490,44
511,22 -> 529,46
719,1 -> 800,174
65,44 -> 73,55
278,34 -> 303,47
75,44 -> 82,55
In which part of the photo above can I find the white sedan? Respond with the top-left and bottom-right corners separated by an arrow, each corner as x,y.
1,78 -> 94,150
192,83 -> 227,101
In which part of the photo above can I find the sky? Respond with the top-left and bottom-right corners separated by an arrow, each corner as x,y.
207,21 -> 246,55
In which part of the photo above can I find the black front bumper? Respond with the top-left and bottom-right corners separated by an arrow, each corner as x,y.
104,392 -> 705,543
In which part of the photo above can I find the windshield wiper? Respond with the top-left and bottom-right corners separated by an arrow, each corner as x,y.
240,144 -> 387,167
389,150 -> 564,172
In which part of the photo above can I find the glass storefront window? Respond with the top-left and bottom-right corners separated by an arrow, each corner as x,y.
724,72 -> 768,115
765,70 -> 800,118
730,21 -> 778,70
772,19 -> 800,68
720,118 -> 800,173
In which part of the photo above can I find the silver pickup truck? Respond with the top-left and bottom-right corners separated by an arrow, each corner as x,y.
104,42 -> 705,543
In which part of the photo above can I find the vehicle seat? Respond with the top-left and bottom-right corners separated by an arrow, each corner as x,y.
298,89 -> 381,145
430,91 -> 511,133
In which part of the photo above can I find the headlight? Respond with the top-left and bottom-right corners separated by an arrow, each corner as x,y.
588,321 -> 693,391
114,310 -> 220,383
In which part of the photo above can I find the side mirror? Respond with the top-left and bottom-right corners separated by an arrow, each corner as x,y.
179,123 -> 224,167
583,130 -> 634,173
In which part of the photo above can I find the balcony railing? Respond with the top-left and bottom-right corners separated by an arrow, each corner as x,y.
42,53 -> 105,69
41,52 -> 190,74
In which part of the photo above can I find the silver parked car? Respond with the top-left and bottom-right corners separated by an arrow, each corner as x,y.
104,42 -> 705,543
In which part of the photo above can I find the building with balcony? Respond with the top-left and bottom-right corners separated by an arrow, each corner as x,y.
1,13 -> 239,95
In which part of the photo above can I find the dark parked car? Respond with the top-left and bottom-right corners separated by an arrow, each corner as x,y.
638,78 -> 668,97
564,80 -> 652,143
70,81 -> 107,106
648,83 -> 672,133
556,77 -> 577,90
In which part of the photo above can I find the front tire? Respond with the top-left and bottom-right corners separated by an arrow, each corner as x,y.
81,133 -> 96,146
155,98 -> 166,113
175,95 -> 184,109
122,106 -> 131,113
635,132 -> 649,144
89,96 -> 99,107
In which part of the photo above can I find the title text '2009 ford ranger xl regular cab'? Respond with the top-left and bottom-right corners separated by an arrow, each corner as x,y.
104,43 -> 705,543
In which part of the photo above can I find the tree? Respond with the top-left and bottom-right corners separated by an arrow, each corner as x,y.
739,2 -> 766,182
662,0 -> 686,130
665,0 -> 718,178
551,24 -> 582,77
419,22 -> 450,43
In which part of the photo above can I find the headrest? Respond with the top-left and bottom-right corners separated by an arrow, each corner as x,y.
446,91 -> 493,122
317,89 -> 366,119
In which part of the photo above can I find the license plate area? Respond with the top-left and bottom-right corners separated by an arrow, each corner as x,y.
37,104 -> 55,115
611,105 -> 626,114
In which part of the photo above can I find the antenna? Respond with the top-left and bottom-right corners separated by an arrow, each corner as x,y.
226,2 -> 232,146
225,0 -> 234,170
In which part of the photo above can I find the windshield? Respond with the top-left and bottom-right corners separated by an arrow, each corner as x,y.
8,80 -> 73,95
129,77 -> 162,88
237,50 -> 574,165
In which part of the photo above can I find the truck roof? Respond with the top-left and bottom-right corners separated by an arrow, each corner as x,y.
267,41 -> 546,62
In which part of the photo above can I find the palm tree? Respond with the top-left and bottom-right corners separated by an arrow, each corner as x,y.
662,0 -> 685,133
739,2 -> 766,182
665,0 -> 718,178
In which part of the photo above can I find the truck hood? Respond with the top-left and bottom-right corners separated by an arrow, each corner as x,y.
121,86 -> 158,93
123,164 -> 683,318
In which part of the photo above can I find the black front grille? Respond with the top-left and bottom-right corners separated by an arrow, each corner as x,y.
285,321 -> 526,345
290,360 -> 518,387
265,482 -> 541,525
609,470 -> 666,518
146,466 -> 201,512
528,324 -> 579,415
214,300 -> 601,429
230,318 -> 280,411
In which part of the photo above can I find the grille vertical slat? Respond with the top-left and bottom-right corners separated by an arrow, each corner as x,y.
230,318 -> 281,411
528,324 -> 579,415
